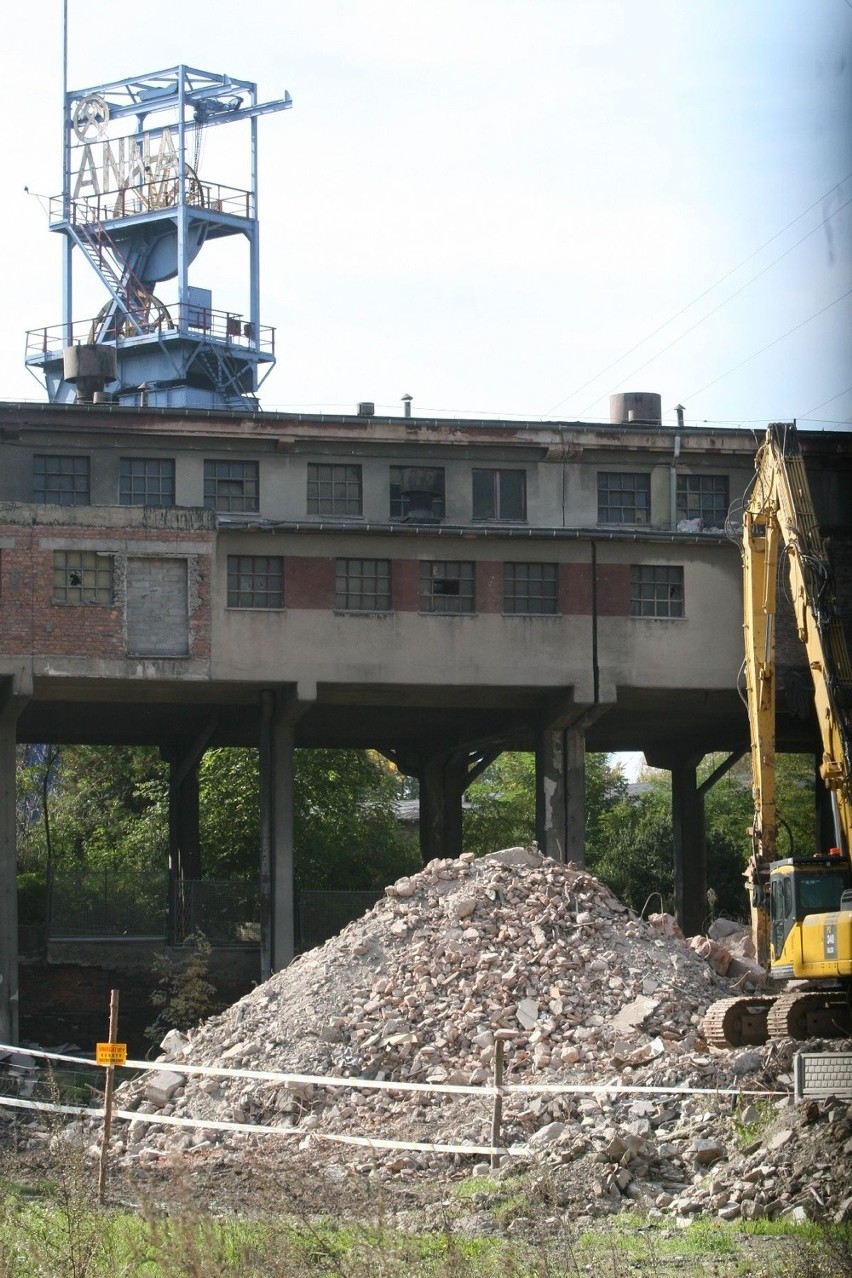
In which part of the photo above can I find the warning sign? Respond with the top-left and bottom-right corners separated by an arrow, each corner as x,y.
96,1042 -> 127,1067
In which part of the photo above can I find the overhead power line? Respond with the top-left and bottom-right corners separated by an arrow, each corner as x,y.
544,170 -> 852,416
799,384 -> 852,419
681,285 -> 852,402
574,192 -> 852,418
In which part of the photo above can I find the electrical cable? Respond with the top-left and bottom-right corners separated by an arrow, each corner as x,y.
574,192 -> 852,418
544,171 -> 852,416
799,384 -> 852,419
680,285 -> 852,402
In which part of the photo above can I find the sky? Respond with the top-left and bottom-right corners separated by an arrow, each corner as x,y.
1,0 -> 850,429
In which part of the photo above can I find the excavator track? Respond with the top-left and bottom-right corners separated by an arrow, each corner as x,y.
702,996 -> 774,1049
766,990 -> 852,1040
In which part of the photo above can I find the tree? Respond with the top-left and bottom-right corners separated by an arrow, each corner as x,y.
462,752 -> 536,856
198,746 -> 417,889
463,751 -> 627,860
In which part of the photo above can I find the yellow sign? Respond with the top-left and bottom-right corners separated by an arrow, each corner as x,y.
96,1042 -> 127,1067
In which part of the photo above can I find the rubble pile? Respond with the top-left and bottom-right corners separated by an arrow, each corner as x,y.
93,847 -> 852,1222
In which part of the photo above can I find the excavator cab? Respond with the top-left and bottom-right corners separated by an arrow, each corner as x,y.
769,857 -> 852,979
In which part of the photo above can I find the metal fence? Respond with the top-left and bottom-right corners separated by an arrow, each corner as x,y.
295,889 -> 382,952
173,879 -> 260,946
49,867 -> 169,939
47,870 -> 381,952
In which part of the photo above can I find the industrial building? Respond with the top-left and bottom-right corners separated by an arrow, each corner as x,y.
1,63 -> 850,1044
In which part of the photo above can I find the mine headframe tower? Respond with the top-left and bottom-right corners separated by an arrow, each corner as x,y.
26,65 -> 292,409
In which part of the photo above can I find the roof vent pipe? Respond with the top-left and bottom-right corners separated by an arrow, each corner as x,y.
675,403 -> 685,430
401,393 -> 413,418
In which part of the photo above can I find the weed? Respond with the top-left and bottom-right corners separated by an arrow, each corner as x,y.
145,930 -> 221,1048
732,1097 -> 776,1147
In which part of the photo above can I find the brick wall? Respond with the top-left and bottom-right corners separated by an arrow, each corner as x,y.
0,522 -> 213,660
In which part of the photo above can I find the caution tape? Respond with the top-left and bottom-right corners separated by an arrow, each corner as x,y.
0,1093 -> 521,1158
0,1043 -> 787,1098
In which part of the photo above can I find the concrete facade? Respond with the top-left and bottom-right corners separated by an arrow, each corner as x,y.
1,400 -> 850,1036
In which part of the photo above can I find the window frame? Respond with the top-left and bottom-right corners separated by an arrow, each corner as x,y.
53,550 -> 114,605
33,454 -> 90,506
675,473 -> 729,528
629,564 -> 685,619
306,463 -> 363,517
389,466 -> 445,521
597,471 -> 651,525
203,459 -> 260,514
335,558 -> 392,612
471,469 -> 527,522
419,560 -> 476,614
119,457 -> 176,507
503,562 -> 559,615
226,555 -> 284,609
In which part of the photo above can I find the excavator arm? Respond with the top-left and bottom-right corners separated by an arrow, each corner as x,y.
742,422 -> 852,969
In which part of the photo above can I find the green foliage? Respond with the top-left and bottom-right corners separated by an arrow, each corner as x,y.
146,931 -> 221,1046
292,748 -> 418,889
587,786 -> 675,914
462,752 -> 627,862
462,752 -> 536,856
199,745 -> 418,888
16,871 -> 47,925
13,741 -> 823,927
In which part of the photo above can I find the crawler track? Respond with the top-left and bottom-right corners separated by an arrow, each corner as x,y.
766,990 -> 852,1040
702,996 -> 773,1049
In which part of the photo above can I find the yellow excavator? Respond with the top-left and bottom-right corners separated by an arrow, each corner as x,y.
704,422 -> 852,1049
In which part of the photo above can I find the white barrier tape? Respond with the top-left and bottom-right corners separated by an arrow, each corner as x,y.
0,1094 -> 517,1158
0,1042 -> 786,1099
0,1045 -> 94,1069
0,1094 -> 93,1118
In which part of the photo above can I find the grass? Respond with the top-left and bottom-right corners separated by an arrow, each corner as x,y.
1,1119 -> 850,1277
1,1192 -> 851,1276
731,1098 -> 777,1149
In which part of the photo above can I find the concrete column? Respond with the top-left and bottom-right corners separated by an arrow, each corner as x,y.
535,727 -> 586,865
259,692 -> 296,976
0,696 -> 24,1044
168,759 -> 201,882
671,761 -> 706,936
419,753 -> 466,863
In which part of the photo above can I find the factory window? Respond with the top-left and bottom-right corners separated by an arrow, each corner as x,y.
503,563 -> 558,615
119,457 -> 176,507
472,469 -> 526,521
33,455 -> 90,506
226,555 -> 284,608
307,463 -> 363,516
335,558 -> 392,611
389,466 -> 445,521
203,460 -> 259,513
630,565 -> 684,619
419,561 -> 475,614
597,472 -> 651,524
676,474 -> 729,529
53,550 -> 113,604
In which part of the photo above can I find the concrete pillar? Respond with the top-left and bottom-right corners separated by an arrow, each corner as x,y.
671,761 -> 706,936
0,691 -> 26,1045
419,753 -> 467,863
169,759 -> 201,882
259,691 -> 296,976
535,727 -> 585,865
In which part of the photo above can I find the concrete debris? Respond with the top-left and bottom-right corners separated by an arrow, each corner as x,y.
70,848 -> 852,1220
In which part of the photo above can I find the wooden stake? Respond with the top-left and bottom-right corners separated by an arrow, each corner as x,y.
97,988 -> 119,1204
490,1030 -> 514,1169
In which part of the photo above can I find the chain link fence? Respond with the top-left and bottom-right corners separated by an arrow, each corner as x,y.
47,870 -> 381,951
